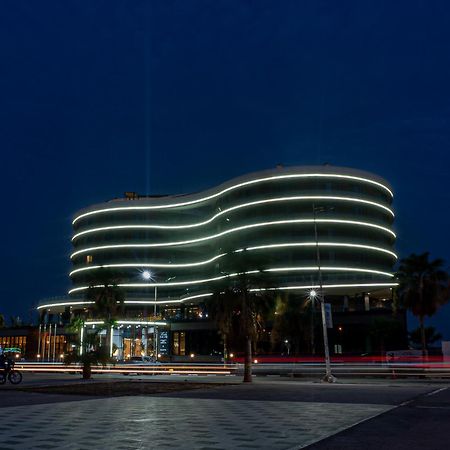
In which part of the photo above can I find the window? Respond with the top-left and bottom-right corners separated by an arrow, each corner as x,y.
172,331 -> 186,356
86,255 -> 93,264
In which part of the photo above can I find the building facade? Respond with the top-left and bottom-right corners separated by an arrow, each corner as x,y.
38,165 -> 403,360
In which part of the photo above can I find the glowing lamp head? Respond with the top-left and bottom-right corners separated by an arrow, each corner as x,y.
142,270 -> 152,280
309,289 -> 318,298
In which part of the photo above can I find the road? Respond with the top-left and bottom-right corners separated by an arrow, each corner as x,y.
0,373 -> 448,449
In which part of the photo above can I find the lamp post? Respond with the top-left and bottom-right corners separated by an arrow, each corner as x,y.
312,204 -> 336,383
142,270 -> 158,361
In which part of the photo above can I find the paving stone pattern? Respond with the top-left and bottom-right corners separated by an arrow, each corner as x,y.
3,397 -> 392,449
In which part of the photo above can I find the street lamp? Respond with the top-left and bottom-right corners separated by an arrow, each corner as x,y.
312,204 -> 337,383
142,270 -> 158,318
142,270 -> 158,361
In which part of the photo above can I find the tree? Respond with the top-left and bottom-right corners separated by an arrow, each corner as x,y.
0,314 -> 5,328
207,250 -> 275,382
65,318 -> 110,380
397,252 -> 449,356
85,270 -> 125,356
409,326 -> 442,348
204,289 -> 235,362
271,294 -> 312,355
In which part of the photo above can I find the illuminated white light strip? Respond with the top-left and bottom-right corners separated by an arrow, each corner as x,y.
36,293 -> 213,310
125,299 -> 185,305
117,320 -> 167,326
67,265 -> 394,295
70,219 -> 396,259
73,173 -> 393,224
39,279 -> 398,311
110,326 -> 114,356
37,293 -> 215,310
37,301 -> 94,310
84,320 -> 168,326
246,242 -> 397,259
72,197 -> 395,241
266,266 -> 394,278
69,253 -> 227,277
250,282 -> 399,292
125,293 -> 214,305
80,327 -> 84,356
68,274 -> 229,294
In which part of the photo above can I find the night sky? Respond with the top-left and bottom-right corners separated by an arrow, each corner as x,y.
1,2 -> 449,336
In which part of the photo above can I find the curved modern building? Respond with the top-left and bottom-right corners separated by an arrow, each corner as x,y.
38,165 -> 401,359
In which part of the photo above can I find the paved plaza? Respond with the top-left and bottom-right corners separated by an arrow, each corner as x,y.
0,374 -> 448,449
2,396 -> 391,449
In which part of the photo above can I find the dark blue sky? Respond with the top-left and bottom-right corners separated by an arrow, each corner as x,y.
1,1 -> 449,335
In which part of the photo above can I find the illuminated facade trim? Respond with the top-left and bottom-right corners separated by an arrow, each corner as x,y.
72,199 -> 395,242
72,171 -> 393,224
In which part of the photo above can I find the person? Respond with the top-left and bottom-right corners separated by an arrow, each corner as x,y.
0,345 -> 5,368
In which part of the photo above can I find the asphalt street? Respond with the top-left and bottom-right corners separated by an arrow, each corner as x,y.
307,386 -> 450,449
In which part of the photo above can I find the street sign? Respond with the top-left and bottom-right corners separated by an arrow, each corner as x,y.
325,303 -> 333,328
158,330 -> 170,356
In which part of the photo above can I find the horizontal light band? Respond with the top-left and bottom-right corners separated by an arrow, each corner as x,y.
125,293 -> 214,305
37,293 -> 215,310
70,218 -> 397,259
250,282 -> 399,292
69,253 -> 227,277
266,266 -> 394,277
118,320 -> 167,326
85,320 -> 168,326
73,172 -> 393,224
39,279 -> 397,311
71,263 -> 393,281
246,242 -> 397,259
68,274 -> 229,294
37,301 -> 94,310
72,211 -> 396,242
124,299 -> 182,305
68,265 -> 394,295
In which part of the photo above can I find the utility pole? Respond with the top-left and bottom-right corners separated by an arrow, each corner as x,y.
312,204 -> 336,383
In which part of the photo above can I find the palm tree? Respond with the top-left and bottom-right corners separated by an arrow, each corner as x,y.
65,317 -> 110,379
271,294 -> 312,355
207,250 -> 275,382
397,252 -> 449,356
85,269 -> 125,356
204,289 -> 235,362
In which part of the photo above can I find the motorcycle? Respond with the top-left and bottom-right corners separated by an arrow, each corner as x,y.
0,356 -> 23,385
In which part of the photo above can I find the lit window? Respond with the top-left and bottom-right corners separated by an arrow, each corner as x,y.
86,255 -> 93,264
